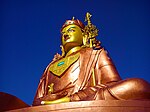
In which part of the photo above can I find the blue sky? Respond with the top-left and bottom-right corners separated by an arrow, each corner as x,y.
0,0 -> 150,105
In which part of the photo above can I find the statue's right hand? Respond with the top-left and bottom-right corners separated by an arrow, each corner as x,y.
32,94 -> 61,106
33,91 -> 68,106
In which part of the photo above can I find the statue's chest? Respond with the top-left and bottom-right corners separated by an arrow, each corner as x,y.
49,53 -> 80,77
48,56 -> 80,93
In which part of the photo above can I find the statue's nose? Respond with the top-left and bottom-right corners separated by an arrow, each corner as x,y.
63,34 -> 69,41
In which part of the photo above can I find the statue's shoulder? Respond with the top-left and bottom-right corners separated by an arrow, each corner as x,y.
43,53 -> 63,73
80,45 -> 104,55
51,53 -> 63,63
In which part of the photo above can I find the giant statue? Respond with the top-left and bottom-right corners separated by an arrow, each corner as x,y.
32,13 -> 150,106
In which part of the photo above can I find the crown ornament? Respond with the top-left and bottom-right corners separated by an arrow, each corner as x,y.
83,12 -> 100,48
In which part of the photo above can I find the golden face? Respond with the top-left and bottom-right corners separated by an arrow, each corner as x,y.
61,24 -> 83,51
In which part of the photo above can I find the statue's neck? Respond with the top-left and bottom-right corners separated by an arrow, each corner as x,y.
66,46 -> 82,56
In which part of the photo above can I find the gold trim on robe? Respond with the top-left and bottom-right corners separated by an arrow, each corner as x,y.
49,53 -> 80,77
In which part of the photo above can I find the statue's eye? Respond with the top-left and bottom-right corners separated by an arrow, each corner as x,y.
68,29 -> 75,32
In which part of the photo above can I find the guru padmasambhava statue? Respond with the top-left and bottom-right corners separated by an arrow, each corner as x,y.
33,13 -> 150,106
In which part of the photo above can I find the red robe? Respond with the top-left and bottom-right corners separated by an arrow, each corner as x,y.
33,47 -> 121,105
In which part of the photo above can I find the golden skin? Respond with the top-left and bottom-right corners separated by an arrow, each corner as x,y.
61,24 -> 83,55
